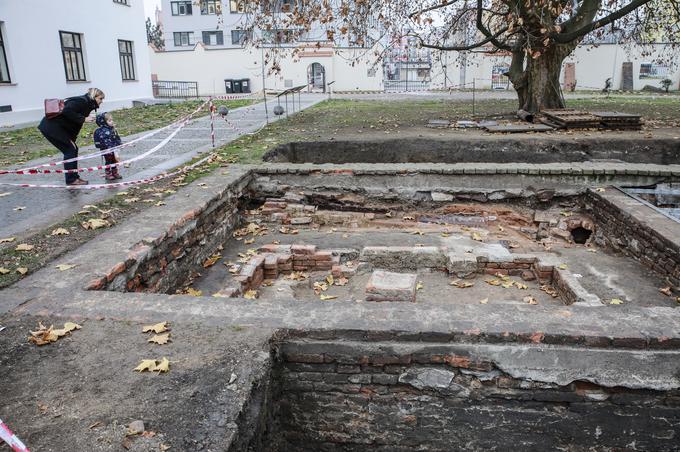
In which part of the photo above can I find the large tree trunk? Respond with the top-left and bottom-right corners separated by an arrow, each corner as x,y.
508,45 -> 575,113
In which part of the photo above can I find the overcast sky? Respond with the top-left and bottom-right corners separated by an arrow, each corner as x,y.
144,0 -> 162,19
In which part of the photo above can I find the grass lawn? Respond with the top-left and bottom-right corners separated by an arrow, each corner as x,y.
0,99 -> 254,168
205,95 -> 680,166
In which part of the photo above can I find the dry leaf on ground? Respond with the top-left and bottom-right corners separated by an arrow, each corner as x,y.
479,298 -> 489,304
55,264 -> 77,271
319,294 -> 337,301
659,286 -> 673,297
450,280 -> 474,288
610,298 -> 624,305
134,359 -> 158,372
156,357 -> 170,372
81,218 -> 110,230
0,237 -> 16,243
416,281 -> 424,291
244,289 -> 258,299
0,268 -> 10,274
184,288 -> 202,296
15,243 -> 34,251
148,333 -> 171,345
51,228 -> 70,236
142,321 -> 169,334
325,274 -> 334,286
16,267 -> 28,275
334,277 -> 349,286
523,296 -> 539,305
202,255 -> 221,268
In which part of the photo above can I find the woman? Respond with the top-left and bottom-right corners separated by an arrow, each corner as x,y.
38,88 -> 105,185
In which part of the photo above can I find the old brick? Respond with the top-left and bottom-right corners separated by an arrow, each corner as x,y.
291,244 -> 316,255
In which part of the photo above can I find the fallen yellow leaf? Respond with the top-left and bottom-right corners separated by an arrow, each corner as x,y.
81,218 -> 110,230
0,237 -> 16,243
156,357 -> 170,373
51,228 -> 70,236
558,264 -> 568,270
16,267 -> 28,275
334,277 -> 349,286
479,298 -> 489,304
609,298 -> 624,305
524,295 -> 538,305
416,281 -> 424,290
15,243 -> 34,251
134,359 -> 158,372
202,255 -> 221,268
148,333 -> 171,345
244,289 -> 258,299
142,322 -> 169,334
319,294 -> 337,301
185,288 -> 202,296
485,279 -> 501,286
450,280 -> 474,288
471,232 -> 483,241
0,267 -> 9,274
325,274 -> 334,286
55,264 -> 77,271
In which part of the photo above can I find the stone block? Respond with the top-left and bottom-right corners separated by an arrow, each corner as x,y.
446,253 -> 479,276
365,270 -> 417,302
290,216 -> 312,225
360,246 -> 446,270
291,244 -> 317,255
431,192 -> 454,202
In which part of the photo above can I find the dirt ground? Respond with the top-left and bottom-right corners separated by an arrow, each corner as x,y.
0,314 -> 272,451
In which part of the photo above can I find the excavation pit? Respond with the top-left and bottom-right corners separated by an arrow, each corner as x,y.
20,162 -> 680,451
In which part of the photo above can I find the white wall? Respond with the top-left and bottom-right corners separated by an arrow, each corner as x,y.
442,44 -> 680,91
0,0 -> 152,127
148,44 -> 383,95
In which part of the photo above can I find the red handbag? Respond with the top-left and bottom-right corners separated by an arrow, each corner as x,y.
44,98 -> 65,119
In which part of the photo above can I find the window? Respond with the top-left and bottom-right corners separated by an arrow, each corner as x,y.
262,29 -> 295,44
60,31 -> 86,82
113,0 -> 129,5
0,26 -> 10,83
230,0 -> 245,13
200,0 -> 222,15
118,40 -> 136,80
173,32 -> 194,47
202,31 -> 224,46
639,63 -> 669,79
261,0 -> 296,13
231,30 -> 251,45
171,1 -> 192,15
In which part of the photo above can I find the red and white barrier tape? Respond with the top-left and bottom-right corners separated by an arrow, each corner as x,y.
207,92 -> 258,100
0,100 -> 209,176
209,98 -> 215,148
0,153 -> 217,190
4,102 -> 207,176
0,419 -> 30,452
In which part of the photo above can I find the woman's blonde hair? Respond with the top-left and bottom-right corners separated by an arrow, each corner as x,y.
87,87 -> 105,100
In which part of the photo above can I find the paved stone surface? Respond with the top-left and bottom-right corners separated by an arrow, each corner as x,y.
0,94 -> 324,239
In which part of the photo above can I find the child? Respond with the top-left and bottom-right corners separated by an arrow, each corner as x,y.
93,112 -> 123,180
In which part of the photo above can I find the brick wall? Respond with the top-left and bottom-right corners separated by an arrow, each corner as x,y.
87,175 -> 251,293
587,189 -> 680,290
265,339 -> 680,451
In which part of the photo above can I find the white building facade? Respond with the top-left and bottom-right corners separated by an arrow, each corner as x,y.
0,0 -> 152,127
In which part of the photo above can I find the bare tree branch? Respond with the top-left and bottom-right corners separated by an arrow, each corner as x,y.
409,0 -> 461,19
476,0 -> 512,51
555,0 -> 654,43
418,26 -> 510,50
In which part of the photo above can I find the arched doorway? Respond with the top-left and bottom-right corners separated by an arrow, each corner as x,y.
307,63 -> 325,92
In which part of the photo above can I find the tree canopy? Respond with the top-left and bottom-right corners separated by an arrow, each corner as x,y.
234,0 -> 680,111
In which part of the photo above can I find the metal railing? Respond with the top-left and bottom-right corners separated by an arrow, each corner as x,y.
384,80 -> 431,92
152,80 -> 199,98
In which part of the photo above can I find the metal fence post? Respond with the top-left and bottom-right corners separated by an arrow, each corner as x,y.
472,78 -> 476,117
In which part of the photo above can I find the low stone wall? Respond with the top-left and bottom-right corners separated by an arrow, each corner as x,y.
587,189 -> 680,291
86,174 -> 252,293
267,338 -> 680,451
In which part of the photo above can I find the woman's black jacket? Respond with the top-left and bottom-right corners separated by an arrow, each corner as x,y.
38,94 -> 98,145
